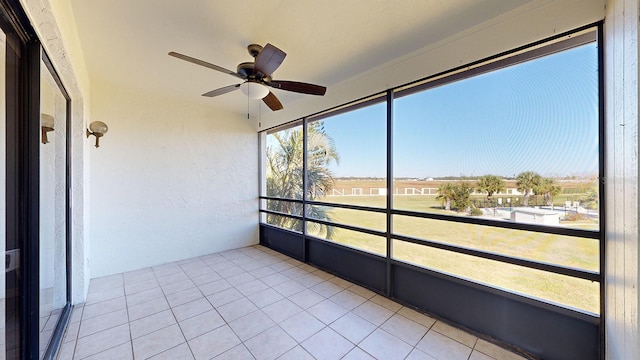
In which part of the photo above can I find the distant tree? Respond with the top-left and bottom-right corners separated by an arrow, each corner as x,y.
436,183 -> 456,211
533,177 -> 562,207
477,175 -> 506,200
266,121 -> 339,237
583,183 -> 599,210
516,171 -> 541,206
452,182 -> 475,212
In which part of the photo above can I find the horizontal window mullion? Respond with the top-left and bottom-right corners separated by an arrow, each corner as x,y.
263,119 -> 303,134
306,218 -> 386,238
259,209 -> 303,221
392,209 -> 599,239
306,93 -> 387,123
392,234 -> 600,282
306,235 -> 386,260
260,222 -> 303,234
307,200 -> 387,213
259,196 -> 304,204
394,31 -> 596,99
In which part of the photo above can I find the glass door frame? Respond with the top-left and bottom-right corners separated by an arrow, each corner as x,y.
39,49 -> 72,360
0,0 -> 73,358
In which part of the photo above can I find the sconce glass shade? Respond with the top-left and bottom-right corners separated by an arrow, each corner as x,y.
89,121 -> 108,135
239,81 -> 269,99
87,121 -> 109,148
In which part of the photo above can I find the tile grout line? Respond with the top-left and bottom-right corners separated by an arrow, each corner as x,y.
124,281 -> 134,360
178,261 -> 220,360
224,252 -> 312,359
133,264 -> 197,358
75,283 -> 131,359
74,245 -> 517,360
75,306 -> 129,340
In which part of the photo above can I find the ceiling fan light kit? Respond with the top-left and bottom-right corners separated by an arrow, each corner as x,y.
240,81 -> 269,99
168,43 -> 327,111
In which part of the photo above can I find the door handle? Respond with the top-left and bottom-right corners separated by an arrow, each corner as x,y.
5,249 -> 19,272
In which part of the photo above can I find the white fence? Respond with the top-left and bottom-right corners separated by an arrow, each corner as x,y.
326,187 -> 524,196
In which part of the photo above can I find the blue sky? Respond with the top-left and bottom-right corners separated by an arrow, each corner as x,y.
320,43 -> 599,178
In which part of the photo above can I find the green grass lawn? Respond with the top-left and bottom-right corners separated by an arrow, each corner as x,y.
312,195 -> 600,314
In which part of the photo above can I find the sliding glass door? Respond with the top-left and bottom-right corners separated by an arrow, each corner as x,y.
0,1 -> 72,358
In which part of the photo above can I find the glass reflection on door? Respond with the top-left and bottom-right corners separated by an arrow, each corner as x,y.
1,24 -> 22,360
0,25 -> 9,359
38,58 -> 67,358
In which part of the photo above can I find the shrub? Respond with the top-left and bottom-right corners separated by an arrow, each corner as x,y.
564,212 -> 589,221
469,207 -> 483,216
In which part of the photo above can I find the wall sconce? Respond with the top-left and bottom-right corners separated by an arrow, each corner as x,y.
41,114 -> 54,144
86,121 -> 109,148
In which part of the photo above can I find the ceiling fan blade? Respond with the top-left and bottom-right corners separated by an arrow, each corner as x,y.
267,80 -> 327,96
168,51 -> 245,80
262,92 -> 284,111
202,84 -> 241,97
254,43 -> 286,77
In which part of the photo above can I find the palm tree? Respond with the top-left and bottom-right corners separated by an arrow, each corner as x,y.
546,183 -> 562,208
452,182 -> 475,212
477,175 -> 506,200
534,177 -> 562,208
266,121 -> 339,237
306,122 -> 340,199
436,183 -> 456,211
516,171 -> 541,206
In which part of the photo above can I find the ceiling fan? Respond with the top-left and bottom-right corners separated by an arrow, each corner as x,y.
168,43 -> 326,111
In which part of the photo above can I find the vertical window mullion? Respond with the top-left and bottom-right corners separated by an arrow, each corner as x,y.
302,117 -> 308,262
386,90 -> 394,297
596,23 -> 606,356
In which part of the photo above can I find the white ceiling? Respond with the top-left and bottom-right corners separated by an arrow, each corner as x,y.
70,0 -> 532,117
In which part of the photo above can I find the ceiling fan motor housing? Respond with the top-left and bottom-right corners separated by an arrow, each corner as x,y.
237,62 -> 255,78
247,44 -> 263,58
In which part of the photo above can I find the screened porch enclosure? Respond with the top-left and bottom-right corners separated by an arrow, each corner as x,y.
259,24 -> 603,360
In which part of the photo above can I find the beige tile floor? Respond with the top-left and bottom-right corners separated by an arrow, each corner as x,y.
56,245 -> 526,360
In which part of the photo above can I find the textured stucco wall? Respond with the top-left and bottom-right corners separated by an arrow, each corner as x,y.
22,0 -> 260,297
89,81 -> 258,277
